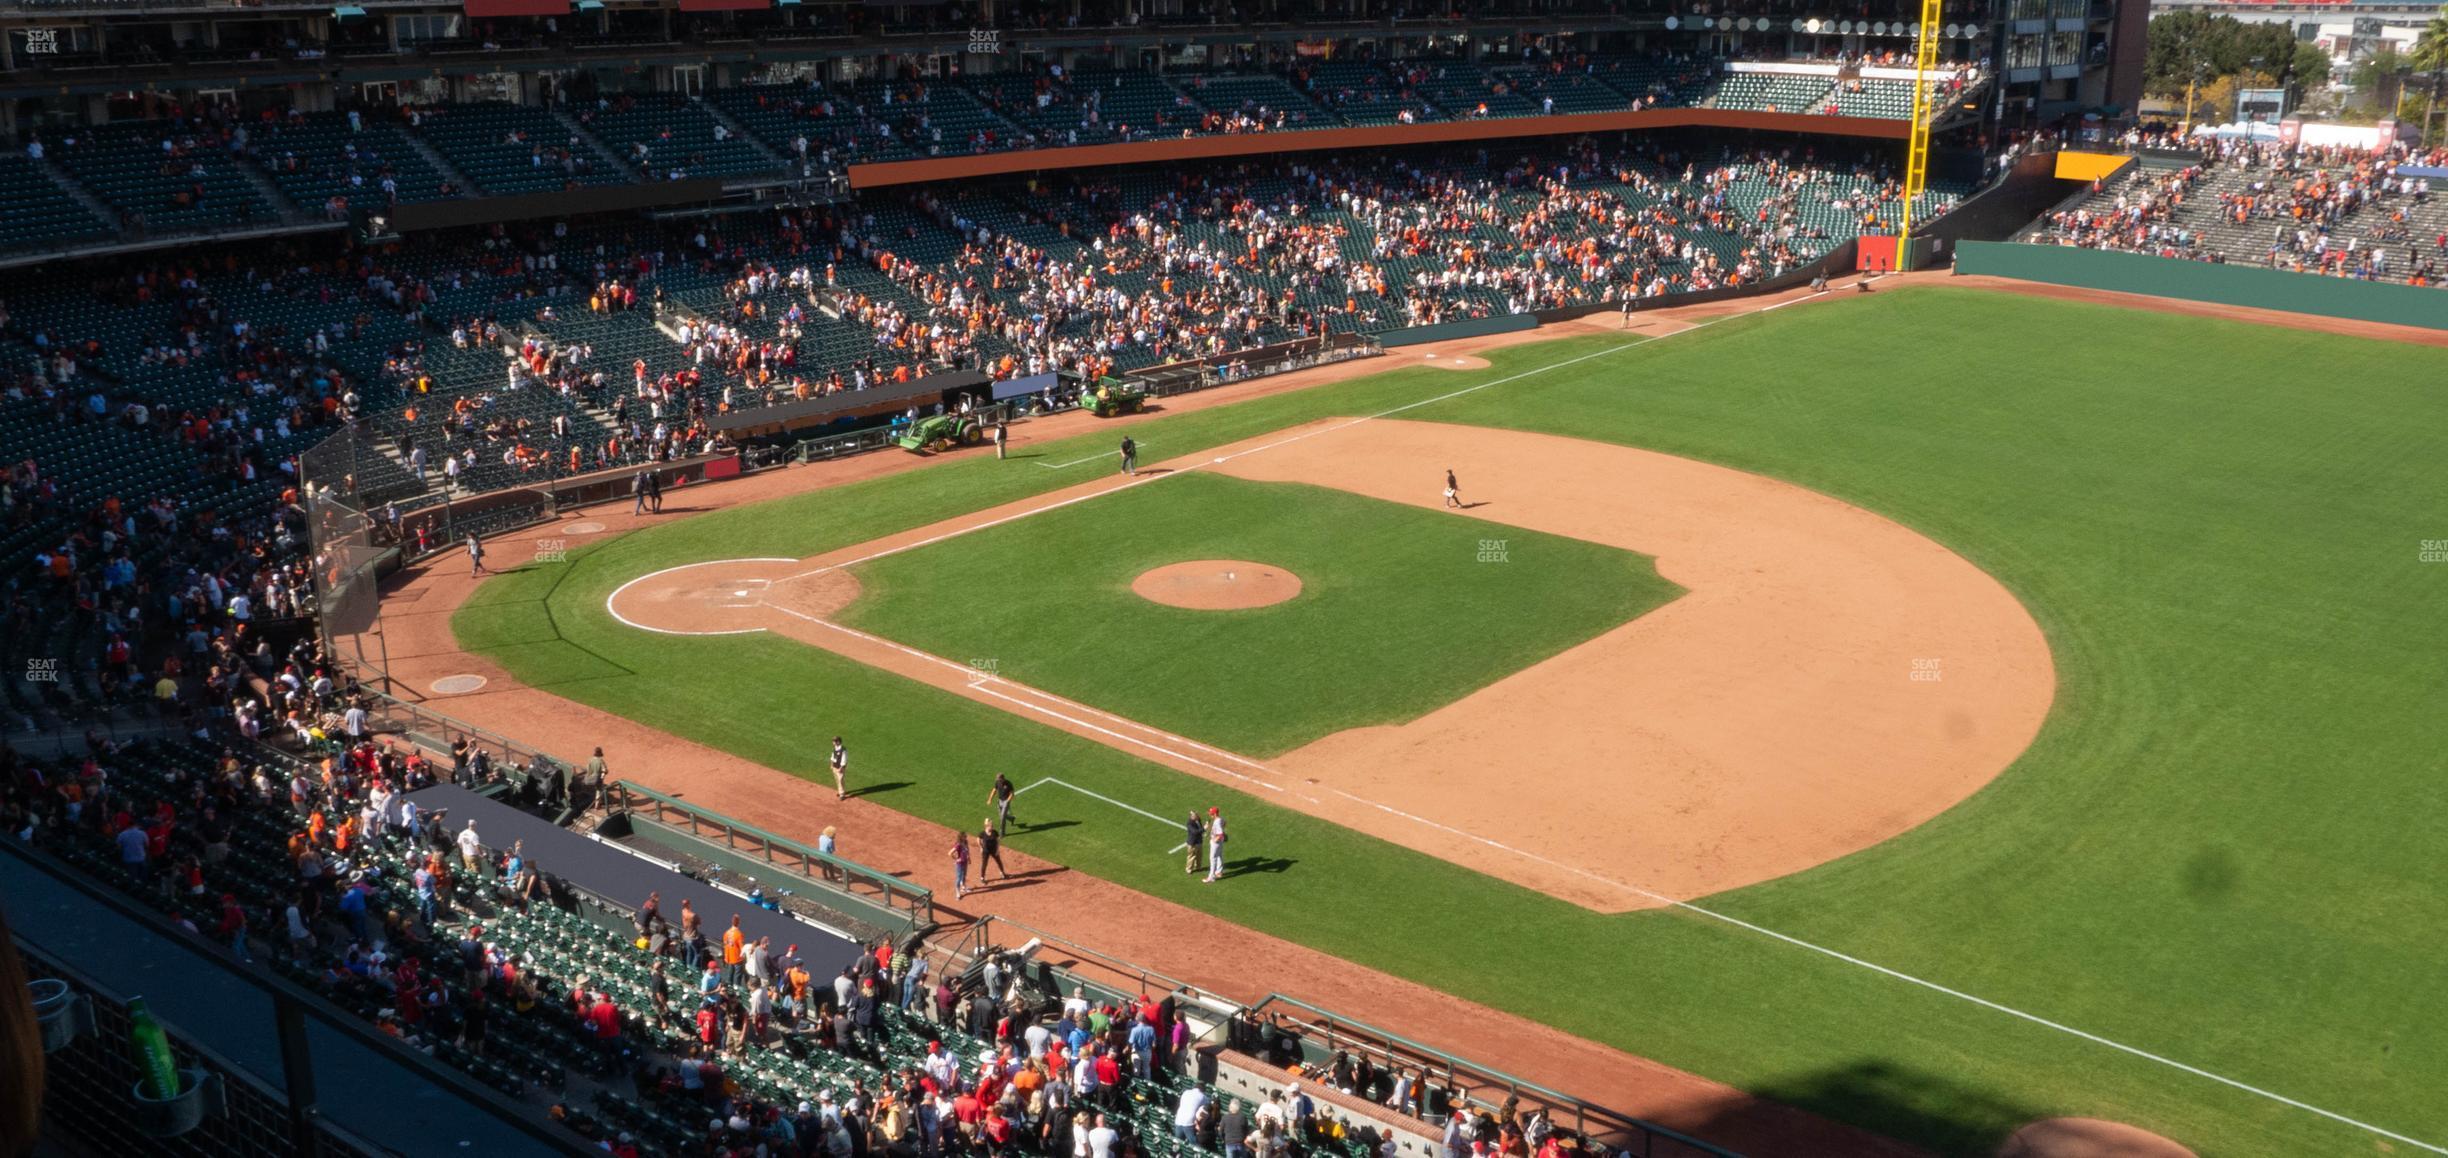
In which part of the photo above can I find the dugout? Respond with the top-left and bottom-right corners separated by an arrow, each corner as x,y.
709,367 -> 994,445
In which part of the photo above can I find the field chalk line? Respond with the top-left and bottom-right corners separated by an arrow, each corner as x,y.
601,286 -> 2441,1153
1011,776 -> 1191,853
1036,442 -> 1147,470
771,305 -> 1720,586
605,558 -> 796,636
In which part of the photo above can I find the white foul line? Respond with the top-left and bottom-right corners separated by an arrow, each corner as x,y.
604,557 -> 796,636
592,288 -> 2448,1152
770,319 -> 1705,587
1011,776 -> 1191,852
760,599 -> 1297,798
1037,443 -> 1145,470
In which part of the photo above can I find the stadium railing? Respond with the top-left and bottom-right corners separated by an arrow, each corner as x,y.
606,779 -> 936,935
1234,993 -> 1740,1158
942,913 -> 1738,1157
951,913 -> 1227,1016
1125,332 -> 1382,397
4,838 -> 589,1158
351,684 -> 571,787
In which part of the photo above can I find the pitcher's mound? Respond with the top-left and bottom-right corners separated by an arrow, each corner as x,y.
1132,560 -> 1302,610
1998,1119 -> 2194,1158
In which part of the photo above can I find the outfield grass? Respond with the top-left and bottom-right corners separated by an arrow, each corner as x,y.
838,472 -> 1676,756
458,286 -> 2448,1156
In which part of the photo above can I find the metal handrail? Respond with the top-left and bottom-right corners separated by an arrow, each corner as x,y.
1242,992 -> 1740,1158
959,913 -> 1215,1008
2,838 -> 591,1156
349,683 -> 571,786
608,779 -> 934,929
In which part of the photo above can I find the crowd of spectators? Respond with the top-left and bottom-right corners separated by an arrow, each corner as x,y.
2025,142 -> 2447,285
4,697 -> 1660,1158
608,139 -> 1943,418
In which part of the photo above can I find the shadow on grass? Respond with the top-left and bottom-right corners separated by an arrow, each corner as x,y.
1012,819 -> 1080,835
844,781 -> 913,799
1218,856 -> 1297,879
1687,1058 -> 2047,1157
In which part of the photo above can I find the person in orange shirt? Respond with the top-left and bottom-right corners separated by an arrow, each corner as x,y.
722,915 -> 746,986
786,959 -> 810,1007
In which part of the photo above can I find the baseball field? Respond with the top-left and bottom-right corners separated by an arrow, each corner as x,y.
450,283 -> 2448,1156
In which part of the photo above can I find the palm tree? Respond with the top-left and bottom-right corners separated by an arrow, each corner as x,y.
2415,4 -> 2448,144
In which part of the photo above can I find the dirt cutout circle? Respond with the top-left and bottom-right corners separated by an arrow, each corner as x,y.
1998,1118 -> 2195,1158
1131,560 -> 1303,610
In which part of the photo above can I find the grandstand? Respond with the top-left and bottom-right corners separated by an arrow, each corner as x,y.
0,48 -> 2005,262
2017,144 -> 2448,283
0,3 -> 2179,1156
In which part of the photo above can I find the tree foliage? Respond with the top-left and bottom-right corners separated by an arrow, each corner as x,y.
2145,12 -> 2306,98
2413,3 -> 2448,74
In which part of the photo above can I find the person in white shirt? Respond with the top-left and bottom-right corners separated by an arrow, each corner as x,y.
1203,808 -> 1227,883
1173,1086 -> 1208,1142
457,819 -> 484,874
1088,1113 -> 1118,1158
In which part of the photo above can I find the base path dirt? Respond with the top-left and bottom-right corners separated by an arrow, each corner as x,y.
609,416 -> 2054,913
375,279 -> 1934,1158
1996,1118 -> 2197,1158
1130,560 -> 1303,610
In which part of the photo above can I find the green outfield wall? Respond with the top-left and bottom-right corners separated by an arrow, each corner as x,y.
1956,241 -> 2448,331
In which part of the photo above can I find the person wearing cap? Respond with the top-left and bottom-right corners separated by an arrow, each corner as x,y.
1203,806 -> 1227,883
1183,810 -> 1204,875
1441,1106 -> 1472,1158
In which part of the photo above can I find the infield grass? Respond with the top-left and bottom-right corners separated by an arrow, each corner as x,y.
460,285 -> 2448,1157
837,472 -> 1676,756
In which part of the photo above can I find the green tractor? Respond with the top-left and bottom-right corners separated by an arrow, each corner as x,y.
894,413 -> 985,453
1085,377 -> 1148,418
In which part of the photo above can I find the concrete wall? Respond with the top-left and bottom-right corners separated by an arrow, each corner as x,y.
1956,241 -> 2448,331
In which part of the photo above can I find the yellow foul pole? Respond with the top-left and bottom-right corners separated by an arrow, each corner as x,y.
1896,0 -> 1946,264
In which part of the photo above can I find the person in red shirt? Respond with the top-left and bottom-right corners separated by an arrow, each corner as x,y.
589,993 -> 622,1047
216,893 -> 250,962
983,1102 -> 1013,1158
